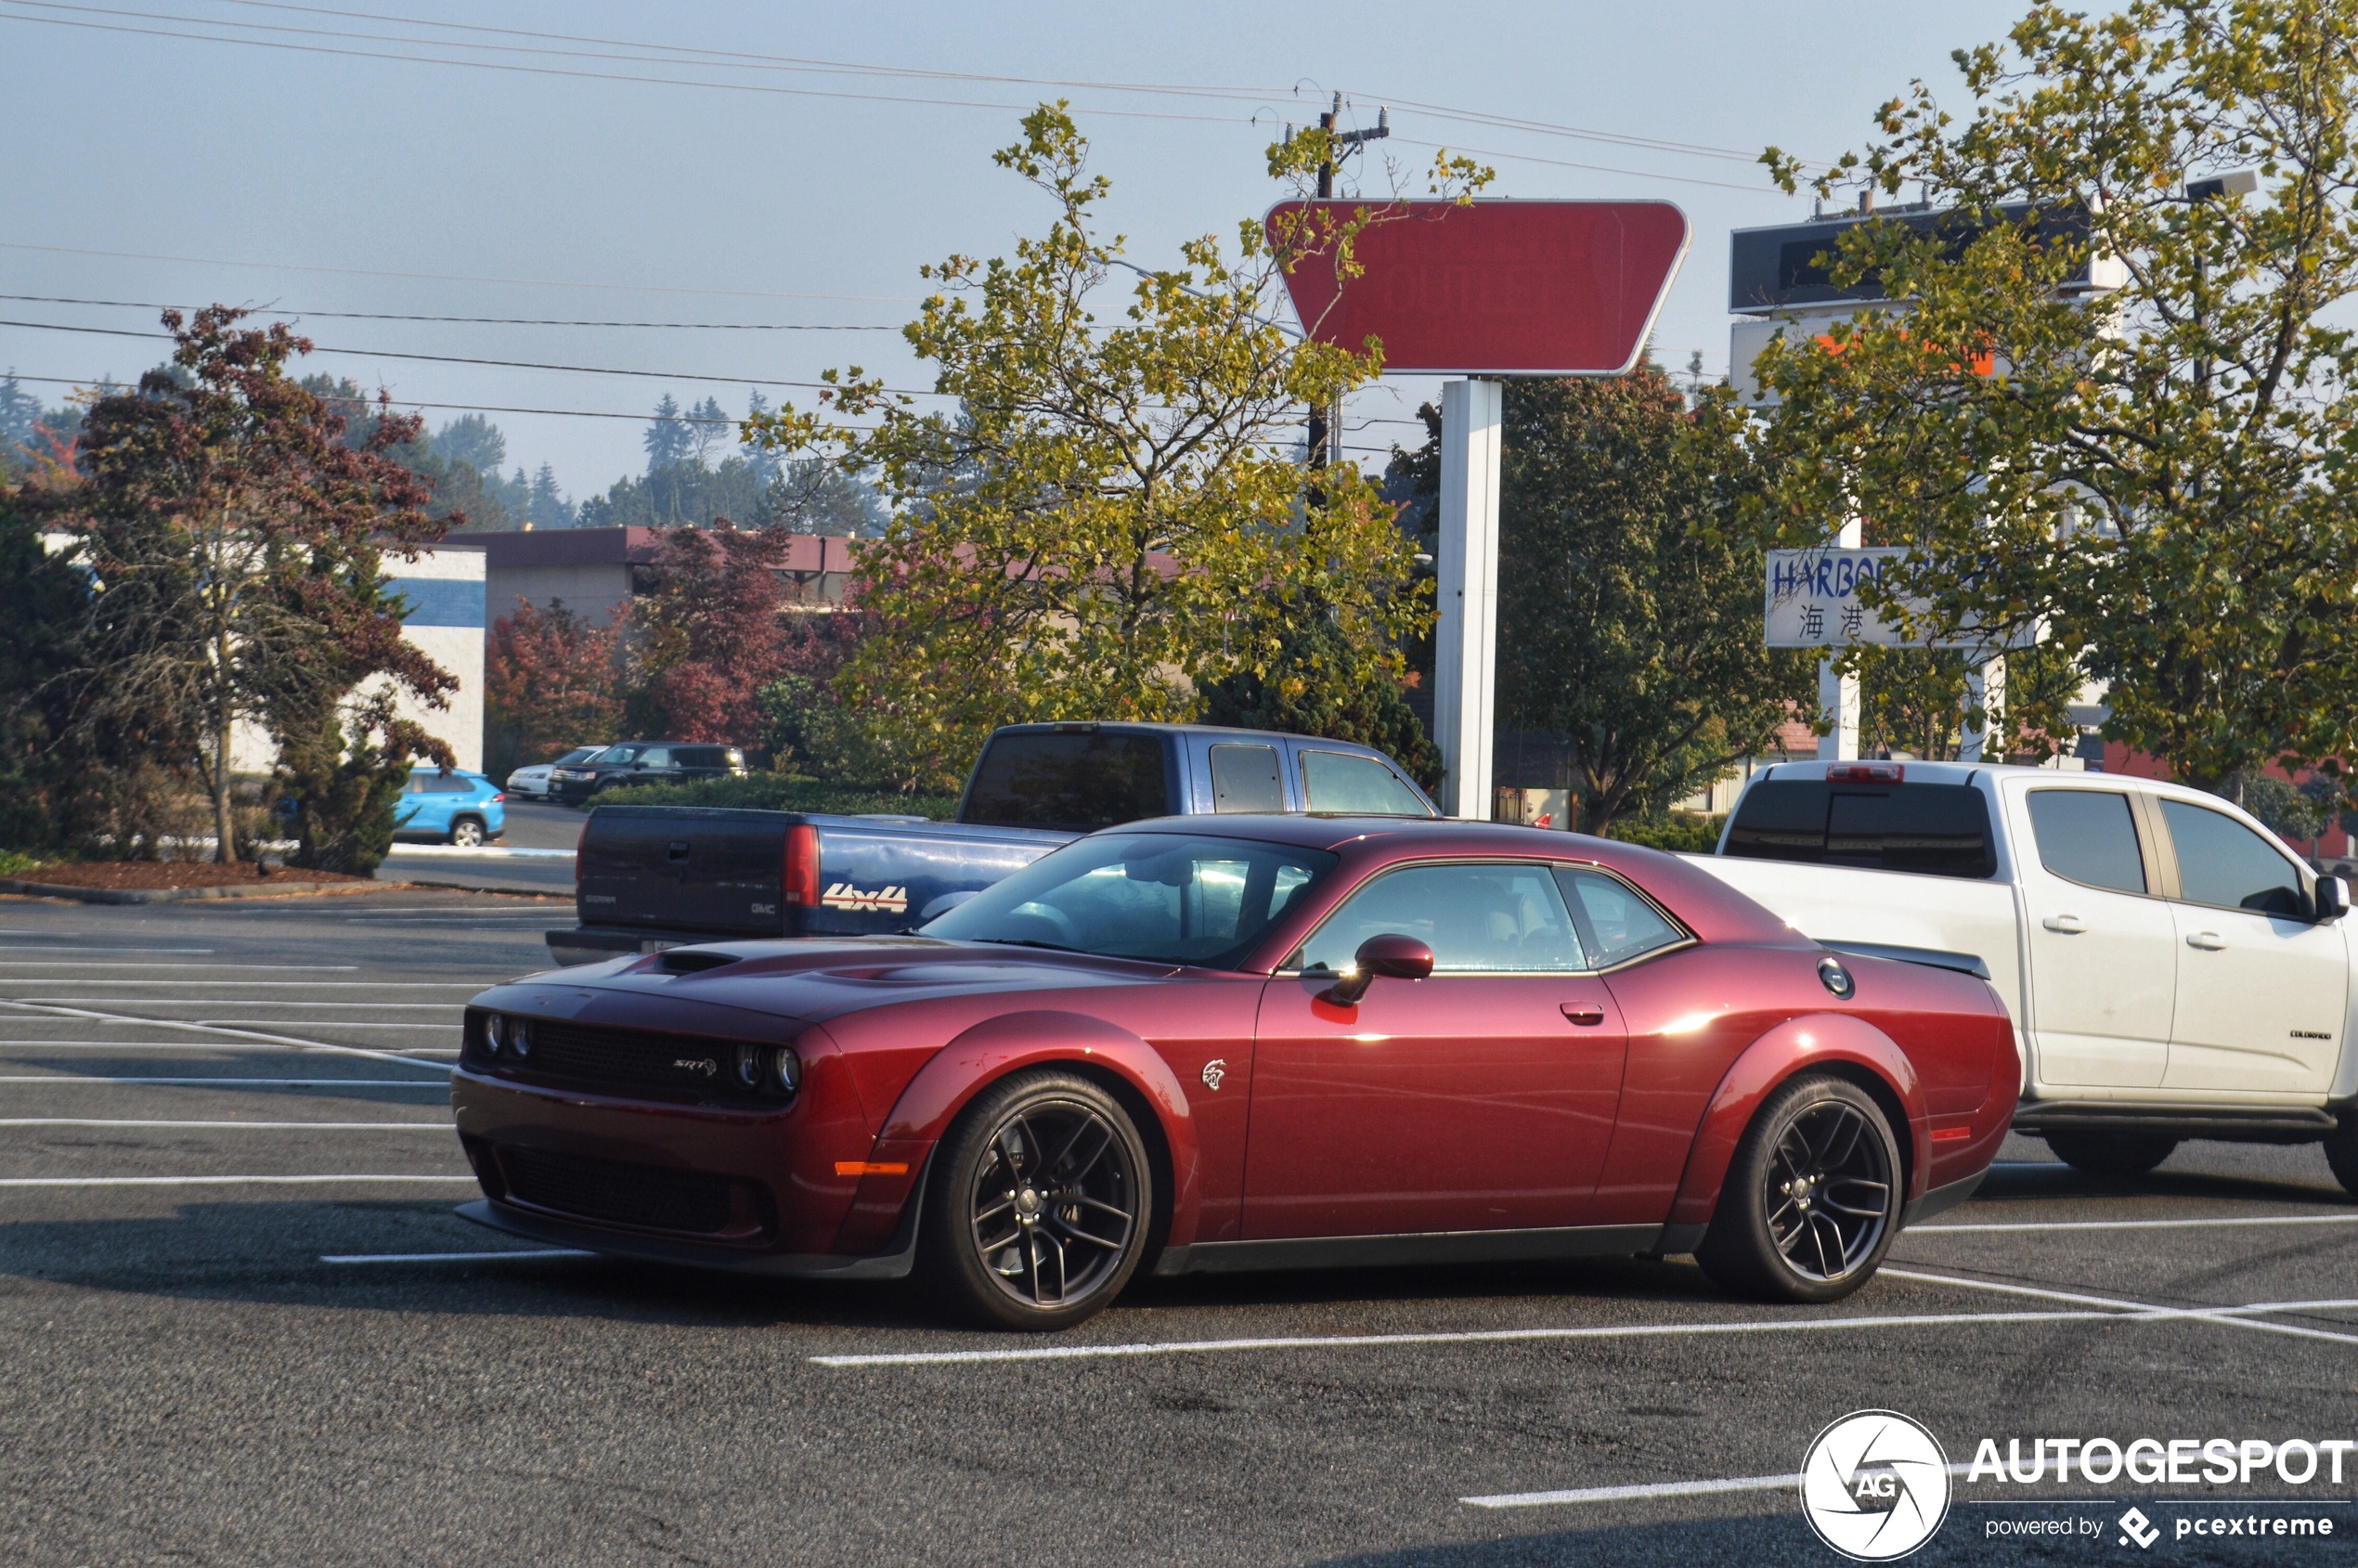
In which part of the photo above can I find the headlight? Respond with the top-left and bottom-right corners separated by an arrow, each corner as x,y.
509,1017 -> 533,1057
736,1043 -> 763,1088
775,1046 -> 802,1095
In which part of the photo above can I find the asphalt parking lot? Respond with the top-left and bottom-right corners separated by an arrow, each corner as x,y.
2,891 -> 2354,1565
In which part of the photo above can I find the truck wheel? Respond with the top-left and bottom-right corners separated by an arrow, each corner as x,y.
1695,1073 -> 1901,1304
448,817 -> 486,849
2044,1131 -> 2176,1177
916,1070 -> 1153,1331
2321,1117 -> 2358,1200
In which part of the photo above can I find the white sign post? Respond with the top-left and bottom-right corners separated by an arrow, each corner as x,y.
1433,378 -> 1505,818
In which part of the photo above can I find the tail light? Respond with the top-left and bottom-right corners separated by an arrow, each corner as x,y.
490,792 -> 505,803
1826,763 -> 1903,783
784,823 -> 820,908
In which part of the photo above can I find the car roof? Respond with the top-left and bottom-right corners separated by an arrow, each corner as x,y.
987,721 -> 1395,752
1110,814 -> 1800,946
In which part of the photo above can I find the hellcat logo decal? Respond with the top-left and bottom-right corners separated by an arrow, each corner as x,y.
822,882 -> 910,914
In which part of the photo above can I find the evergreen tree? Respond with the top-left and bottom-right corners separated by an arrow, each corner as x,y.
684,396 -> 731,468
526,462 -> 571,528
641,394 -> 693,471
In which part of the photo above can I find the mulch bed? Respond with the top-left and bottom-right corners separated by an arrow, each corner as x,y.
9,861 -> 370,890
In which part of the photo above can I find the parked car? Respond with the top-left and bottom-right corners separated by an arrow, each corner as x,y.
456,816 -> 2016,1328
1691,759 -> 2358,1193
548,721 -> 1438,965
393,768 -> 505,847
549,742 -> 748,805
506,747 -> 600,802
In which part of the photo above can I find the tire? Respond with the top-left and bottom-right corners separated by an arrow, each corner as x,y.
2326,1118 -> 2358,1200
2043,1131 -> 2177,1178
916,1070 -> 1153,1331
1696,1073 -> 1902,1304
448,817 -> 486,849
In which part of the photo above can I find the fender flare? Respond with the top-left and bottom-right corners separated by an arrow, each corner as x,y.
870,1009 -> 1203,1251
1665,1012 -> 1930,1231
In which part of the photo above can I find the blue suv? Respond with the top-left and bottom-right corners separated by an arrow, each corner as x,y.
394,769 -> 506,847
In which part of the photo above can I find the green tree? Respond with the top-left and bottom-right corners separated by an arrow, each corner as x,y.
750,105 -> 1485,784
1458,368 -> 1814,832
56,308 -> 454,862
1198,614 -> 1444,790
1756,0 -> 2358,799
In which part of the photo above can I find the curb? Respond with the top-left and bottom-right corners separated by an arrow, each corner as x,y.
0,876 -> 395,905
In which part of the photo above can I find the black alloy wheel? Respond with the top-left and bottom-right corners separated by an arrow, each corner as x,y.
2044,1130 -> 2178,1178
918,1071 -> 1153,1330
1697,1074 -> 1901,1304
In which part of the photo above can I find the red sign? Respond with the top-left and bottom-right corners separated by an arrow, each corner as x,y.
1267,199 -> 1690,375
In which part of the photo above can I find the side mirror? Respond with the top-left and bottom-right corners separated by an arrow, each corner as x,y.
1319,933 -> 1435,1005
2316,874 -> 2349,924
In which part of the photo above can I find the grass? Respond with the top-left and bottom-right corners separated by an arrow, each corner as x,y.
592,774 -> 964,820
0,849 -> 48,878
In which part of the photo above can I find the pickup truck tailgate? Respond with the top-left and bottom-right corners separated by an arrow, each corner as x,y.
578,807 -> 791,938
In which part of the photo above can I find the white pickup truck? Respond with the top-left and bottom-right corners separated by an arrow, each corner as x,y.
1690,759 -> 2358,1193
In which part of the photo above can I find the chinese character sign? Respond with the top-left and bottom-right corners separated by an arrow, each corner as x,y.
1765,548 -> 2040,650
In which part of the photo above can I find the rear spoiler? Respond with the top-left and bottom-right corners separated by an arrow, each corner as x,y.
1819,940 -> 1991,981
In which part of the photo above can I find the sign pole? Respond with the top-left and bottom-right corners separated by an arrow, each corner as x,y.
1434,377 -> 1504,819
1818,517 -> 1863,761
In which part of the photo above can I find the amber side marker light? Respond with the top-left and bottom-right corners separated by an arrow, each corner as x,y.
835,1161 -> 911,1177
1930,1125 -> 1974,1143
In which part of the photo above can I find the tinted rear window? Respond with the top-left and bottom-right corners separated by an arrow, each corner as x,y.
1726,780 -> 1996,878
963,732 -> 1172,830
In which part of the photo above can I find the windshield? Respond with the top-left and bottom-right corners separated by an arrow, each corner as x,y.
922,832 -> 1339,968
590,745 -> 645,765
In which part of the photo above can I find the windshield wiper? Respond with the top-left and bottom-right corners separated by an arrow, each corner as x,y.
968,937 -> 1083,953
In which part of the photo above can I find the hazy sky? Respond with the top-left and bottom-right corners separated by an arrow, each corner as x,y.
0,0 -> 2028,507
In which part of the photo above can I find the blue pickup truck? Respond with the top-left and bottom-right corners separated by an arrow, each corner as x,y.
547,721 -> 1437,965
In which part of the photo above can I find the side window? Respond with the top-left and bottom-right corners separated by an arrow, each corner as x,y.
1301,750 -> 1431,816
426,772 -> 473,794
1555,867 -> 1686,968
2027,790 -> 2145,894
2159,800 -> 2307,917
405,773 -> 429,795
1209,745 -> 1285,812
637,746 -> 675,770
1298,862 -> 1586,975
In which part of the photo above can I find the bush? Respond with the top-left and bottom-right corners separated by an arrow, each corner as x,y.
1601,813 -> 1726,853
594,772 -> 962,820
0,848 -> 45,877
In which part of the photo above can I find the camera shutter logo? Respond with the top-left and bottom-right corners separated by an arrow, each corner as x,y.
1799,1410 -> 1951,1560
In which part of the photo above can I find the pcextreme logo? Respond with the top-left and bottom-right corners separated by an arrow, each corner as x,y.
1800,1410 -> 1952,1561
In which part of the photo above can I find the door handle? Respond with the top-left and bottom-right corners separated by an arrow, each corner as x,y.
2185,930 -> 2227,951
2041,914 -> 2087,934
1561,1004 -> 1606,1027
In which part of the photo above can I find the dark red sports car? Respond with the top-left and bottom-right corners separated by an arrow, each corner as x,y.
452,817 -> 2018,1328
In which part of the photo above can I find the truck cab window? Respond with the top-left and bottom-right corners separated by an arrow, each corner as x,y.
2028,790 -> 2145,893
963,732 -> 1172,831
1210,745 -> 1285,812
2159,800 -> 2307,916
1725,781 -> 1996,878
1301,750 -> 1432,816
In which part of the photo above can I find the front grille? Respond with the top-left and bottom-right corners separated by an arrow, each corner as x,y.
468,1016 -> 766,1103
499,1146 -> 744,1236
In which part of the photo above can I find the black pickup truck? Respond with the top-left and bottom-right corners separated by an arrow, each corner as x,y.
548,721 -> 1437,965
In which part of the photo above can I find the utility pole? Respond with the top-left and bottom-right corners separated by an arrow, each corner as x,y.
1304,93 -> 1388,478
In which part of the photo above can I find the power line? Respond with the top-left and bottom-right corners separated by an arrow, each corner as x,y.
0,317 -> 951,395
0,240 -> 916,303
5,0 -> 1829,175
0,293 -> 904,330
1388,136 -> 1773,195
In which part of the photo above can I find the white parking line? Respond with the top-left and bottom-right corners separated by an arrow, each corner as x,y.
0,1118 -> 450,1129
0,1174 -> 476,1186
0,981 -> 481,988
1881,1267 -> 2358,1346
809,1307 -> 2119,1368
0,1002 -> 464,1009
1464,1462 -> 1976,1510
0,963 -> 358,971
321,1250 -> 595,1263
0,1043 -> 455,1057
0,1077 -> 447,1086
0,946 -> 214,953
1916,1212 -> 2358,1234
0,1000 -> 457,1072
194,1022 -> 460,1031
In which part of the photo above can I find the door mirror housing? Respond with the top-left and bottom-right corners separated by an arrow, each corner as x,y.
1319,933 -> 1436,1005
2315,874 -> 2349,925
